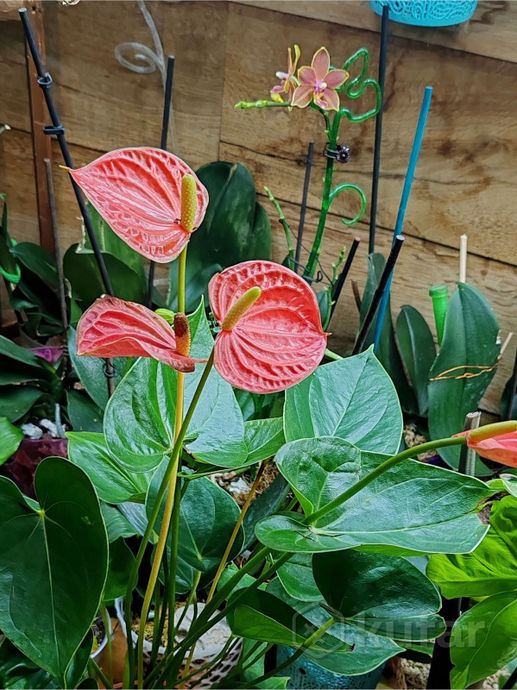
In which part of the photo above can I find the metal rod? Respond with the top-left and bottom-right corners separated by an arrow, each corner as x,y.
373,85 -> 433,350
294,140 -> 314,273
19,8 -> 113,297
368,4 -> 389,255
147,55 -> 175,308
330,237 -> 360,321
44,159 -> 68,331
352,235 -> 404,355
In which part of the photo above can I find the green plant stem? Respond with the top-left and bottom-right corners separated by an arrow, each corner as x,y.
264,186 -> 295,269
305,436 -> 466,525
123,351 -> 214,684
304,113 -> 341,279
167,476 -> 183,650
88,658 -> 112,690
247,616 -> 336,686
206,461 -> 268,604
177,247 -> 187,313
101,606 -> 113,687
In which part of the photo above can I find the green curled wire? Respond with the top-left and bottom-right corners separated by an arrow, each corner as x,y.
338,48 -> 381,123
329,183 -> 367,226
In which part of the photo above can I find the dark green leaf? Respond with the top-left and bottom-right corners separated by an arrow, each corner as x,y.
277,553 -> 321,602
68,431 -> 148,502
428,284 -> 500,470
0,195 -> 20,282
284,349 -> 402,454
314,551 -> 444,641
0,458 -> 108,683
11,243 -> 58,290
450,591 -> 517,688
242,474 -> 289,550
0,386 -> 42,422
67,389 -> 103,432
101,503 -> 142,542
0,416 -> 23,464
104,538 -> 135,602
395,305 -> 436,416
244,417 -> 285,465
257,437 -> 492,554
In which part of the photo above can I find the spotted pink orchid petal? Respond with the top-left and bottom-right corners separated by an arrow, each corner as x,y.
455,429 -> 517,468
69,148 -> 209,263
209,261 -> 328,394
270,44 -> 300,102
293,47 -> 349,112
76,296 -> 203,373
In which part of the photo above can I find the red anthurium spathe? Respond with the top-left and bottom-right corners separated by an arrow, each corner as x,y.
455,422 -> 517,467
209,261 -> 328,394
69,148 -> 209,263
77,296 -> 203,373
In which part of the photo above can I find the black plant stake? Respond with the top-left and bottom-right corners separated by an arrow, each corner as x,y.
352,235 -> 404,355
294,140 -> 314,274
20,8 -> 115,395
368,4 -> 390,255
44,158 -> 68,332
329,237 -> 360,321
147,55 -> 175,307
506,346 -> 517,420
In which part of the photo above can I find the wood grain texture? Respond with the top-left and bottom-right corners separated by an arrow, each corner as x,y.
222,3 -> 517,267
235,1 -> 517,64
0,1 -> 227,166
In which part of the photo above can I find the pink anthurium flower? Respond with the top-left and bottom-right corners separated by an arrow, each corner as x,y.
455,422 -> 517,467
292,47 -> 349,111
69,148 -> 209,263
209,260 -> 328,394
270,44 -> 300,103
76,296 -> 203,373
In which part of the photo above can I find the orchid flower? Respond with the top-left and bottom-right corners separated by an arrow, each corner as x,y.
209,260 -> 327,394
291,47 -> 349,111
69,148 -> 208,263
77,296 -> 202,373
456,422 -> 517,468
270,44 -> 300,103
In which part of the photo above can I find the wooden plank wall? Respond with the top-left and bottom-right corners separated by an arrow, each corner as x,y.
0,1 -> 515,413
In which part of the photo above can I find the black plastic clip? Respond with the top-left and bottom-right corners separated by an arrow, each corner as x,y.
43,124 -> 65,136
37,73 -> 53,89
324,144 -> 351,163
103,361 -> 116,378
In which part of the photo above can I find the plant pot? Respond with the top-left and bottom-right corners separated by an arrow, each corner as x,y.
0,437 -> 68,497
91,616 -> 113,661
276,645 -> 384,689
369,0 -> 477,27
114,599 -> 241,687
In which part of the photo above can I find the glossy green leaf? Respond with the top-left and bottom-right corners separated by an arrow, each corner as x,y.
428,284 -> 500,470
242,473 -> 289,550
277,553 -> 321,602
244,417 -> 285,464
68,431 -> 148,502
0,386 -> 42,422
104,538 -> 135,602
147,470 -> 242,593
101,503 -> 142,542
257,437 -> 492,554
284,349 -> 403,454
427,495 -> 517,598
361,254 -> 417,415
104,308 -> 246,470
11,243 -> 58,291
0,194 -> 20,282
226,588 -> 354,671
268,579 -> 403,676
0,415 -> 23,464
0,335 -> 43,368
67,389 -> 103,432
314,551 -> 444,641
395,305 -> 436,416
450,591 -> 517,688
0,457 -> 108,683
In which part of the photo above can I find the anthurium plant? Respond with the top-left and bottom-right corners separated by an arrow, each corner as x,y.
1,145 -> 516,690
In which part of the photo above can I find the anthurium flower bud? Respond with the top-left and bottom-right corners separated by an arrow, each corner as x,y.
455,421 -> 517,467
209,260 -> 328,394
180,174 -> 197,233
69,147 -> 208,263
77,296 -> 203,373
173,313 -> 191,357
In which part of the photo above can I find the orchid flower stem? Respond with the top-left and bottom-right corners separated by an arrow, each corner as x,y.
247,616 -> 336,687
206,461 -> 268,605
304,113 -> 341,280
124,351 -> 214,686
305,435 -> 466,525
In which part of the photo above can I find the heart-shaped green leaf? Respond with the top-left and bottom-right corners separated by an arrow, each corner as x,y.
267,579 -> 402,675
284,350 -> 402,454
277,553 -> 321,602
0,457 -> 108,683
256,437 -> 492,554
104,306 -> 246,470
314,551 -> 444,641
427,496 -> 517,598
244,417 -> 285,465
68,431 -> 148,503
450,591 -> 517,689
0,416 -> 23,464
